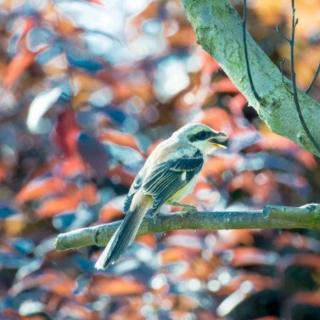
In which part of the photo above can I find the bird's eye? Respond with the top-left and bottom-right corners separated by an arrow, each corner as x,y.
188,130 -> 210,142
198,131 -> 207,139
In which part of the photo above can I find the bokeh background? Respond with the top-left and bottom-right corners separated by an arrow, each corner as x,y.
1,0 -> 320,319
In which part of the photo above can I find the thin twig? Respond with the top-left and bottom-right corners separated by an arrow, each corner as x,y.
289,0 -> 320,153
305,63 -> 320,94
242,0 -> 261,101
278,58 -> 293,95
55,203 -> 320,251
276,25 -> 291,43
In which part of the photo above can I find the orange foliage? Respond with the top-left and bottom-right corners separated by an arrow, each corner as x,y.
225,247 -> 276,267
167,26 -> 196,47
99,204 -> 123,223
136,234 -> 157,248
100,129 -> 141,150
9,270 -> 75,298
4,49 -> 37,88
90,275 -> 146,296
160,246 -> 200,264
199,107 -> 233,132
0,162 -> 7,182
216,274 -> 276,297
57,156 -> 87,178
16,176 -> 66,204
107,165 -> 136,187
1,0 -> 320,318
292,292 -> 320,306
37,184 -> 98,218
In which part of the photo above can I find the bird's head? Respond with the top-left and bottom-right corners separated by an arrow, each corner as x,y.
173,123 -> 229,154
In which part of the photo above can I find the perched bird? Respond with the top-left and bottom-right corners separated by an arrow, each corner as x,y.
95,123 -> 228,270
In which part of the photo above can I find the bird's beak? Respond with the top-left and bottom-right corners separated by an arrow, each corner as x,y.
209,133 -> 229,148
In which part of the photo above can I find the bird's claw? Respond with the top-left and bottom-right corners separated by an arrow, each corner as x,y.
171,202 -> 197,214
146,209 -> 158,224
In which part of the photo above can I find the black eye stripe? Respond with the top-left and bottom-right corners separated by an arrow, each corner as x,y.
189,130 -> 212,142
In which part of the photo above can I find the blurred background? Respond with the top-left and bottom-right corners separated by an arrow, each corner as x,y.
0,0 -> 320,319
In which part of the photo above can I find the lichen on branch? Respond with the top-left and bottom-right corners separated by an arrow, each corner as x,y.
181,0 -> 320,156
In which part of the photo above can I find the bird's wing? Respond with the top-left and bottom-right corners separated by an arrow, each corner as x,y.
123,169 -> 144,212
142,149 -> 203,208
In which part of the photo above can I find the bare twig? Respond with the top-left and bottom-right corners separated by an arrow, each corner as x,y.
278,58 -> 293,94
276,25 -> 291,43
305,63 -> 320,94
289,0 -> 320,153
242,0 -> 261,101
56,204 -> 320,251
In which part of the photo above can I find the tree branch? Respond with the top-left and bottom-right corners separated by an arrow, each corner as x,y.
181,0 -> 320,157
55,204 -> 320,251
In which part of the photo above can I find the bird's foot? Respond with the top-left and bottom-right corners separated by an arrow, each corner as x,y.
171,202 -> 197,214
146,209 -> 158,224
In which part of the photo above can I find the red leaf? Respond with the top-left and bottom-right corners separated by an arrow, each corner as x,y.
136,234 -> 157,248
296,150 -> 317,169
227,93 -> 248,115
51,110 -> 80,156
0,162 -> 7,182
37,184 -> 98,218
216,230 -> 255,248
274,232 -> 314,251
202,154 -> 240,178
292,292 -> 320,306
212,78 -> 239,94
90,275 -> 146,296
199,107 -> 233,132
4,50 -> 36,88
99,204 -> 123,223
289,253 -> 320,269
216,273 -> 275,296
9,270 -> 75,298
198,49 -> 220,75
57,156 -> 87,178
160,246 -> 200,264
107,165 -> 135,187
16,176 -> 66,204
99,129 -> 140,150
224,247 -> 276,267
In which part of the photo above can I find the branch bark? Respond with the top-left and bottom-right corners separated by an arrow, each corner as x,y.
181,0 -> 320,156
55,204 -> 320,251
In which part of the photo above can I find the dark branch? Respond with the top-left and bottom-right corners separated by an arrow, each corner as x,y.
242,0 -> 261,101
305,63 -> 320,94
289,0 -> 320,154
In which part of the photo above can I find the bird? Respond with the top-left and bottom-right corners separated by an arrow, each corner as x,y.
95,123 -> 228,270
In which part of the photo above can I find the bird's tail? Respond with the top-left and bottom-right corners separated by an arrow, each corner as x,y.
95,195 -> 152,270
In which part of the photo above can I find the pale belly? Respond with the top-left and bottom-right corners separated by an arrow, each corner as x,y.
166,176 -> 197,204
